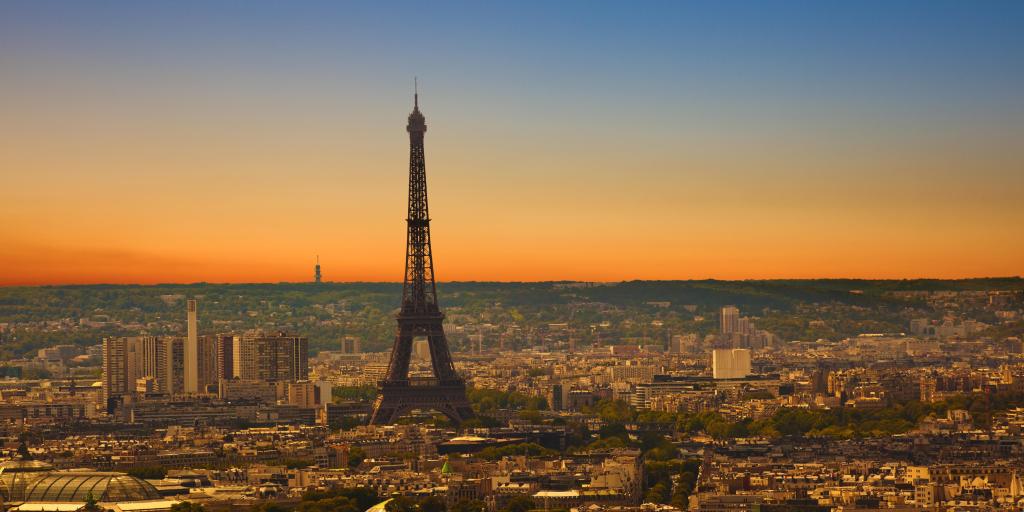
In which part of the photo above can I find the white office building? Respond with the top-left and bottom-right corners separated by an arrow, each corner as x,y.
712,348 -> 752,379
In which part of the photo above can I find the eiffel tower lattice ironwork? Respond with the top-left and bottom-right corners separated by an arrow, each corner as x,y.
368,90 -> 475,425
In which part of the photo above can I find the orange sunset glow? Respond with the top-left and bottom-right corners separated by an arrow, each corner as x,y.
2,2 -> 1022,285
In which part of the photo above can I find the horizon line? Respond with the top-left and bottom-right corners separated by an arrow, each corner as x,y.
2,276 -> 1022,288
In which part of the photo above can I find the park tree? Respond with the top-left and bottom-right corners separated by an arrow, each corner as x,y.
502,496 -> 535,512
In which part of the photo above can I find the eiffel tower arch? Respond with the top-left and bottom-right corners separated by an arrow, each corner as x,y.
368,90 -> 475,426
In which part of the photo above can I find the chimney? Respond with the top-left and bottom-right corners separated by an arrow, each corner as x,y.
185,299 -> 199,394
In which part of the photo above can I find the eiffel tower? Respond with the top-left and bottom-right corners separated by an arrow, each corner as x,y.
368,89 -> 475,425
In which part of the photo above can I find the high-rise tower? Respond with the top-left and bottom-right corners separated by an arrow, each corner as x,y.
369,91 -> 474,425
184,299 -> 199,394
231,331 -> 308,382
720,305 -> 740,335
314,255 -> 322,283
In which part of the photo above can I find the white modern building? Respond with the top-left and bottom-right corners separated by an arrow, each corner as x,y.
712,348 -> 752,379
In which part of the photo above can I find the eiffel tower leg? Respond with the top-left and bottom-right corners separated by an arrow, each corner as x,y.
368,395 -> 395,425
427,327 -> 457,382
384,328 -> 414,383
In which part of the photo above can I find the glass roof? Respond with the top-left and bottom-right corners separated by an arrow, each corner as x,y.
0,471 -> 48,501
22,472 -> 162,503
0,460 -> 54,472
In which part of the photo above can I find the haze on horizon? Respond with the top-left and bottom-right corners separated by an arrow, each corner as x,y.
2,1 -> 1023,286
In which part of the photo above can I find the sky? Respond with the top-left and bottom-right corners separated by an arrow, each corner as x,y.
1,1 -> 1023,285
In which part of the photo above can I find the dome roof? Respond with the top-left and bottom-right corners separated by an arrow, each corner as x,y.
0,460 -> 56,501
22,472 -> 162,502
0,460 -> 54,472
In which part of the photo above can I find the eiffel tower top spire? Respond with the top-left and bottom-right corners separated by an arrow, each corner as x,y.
408,86 -> 426,134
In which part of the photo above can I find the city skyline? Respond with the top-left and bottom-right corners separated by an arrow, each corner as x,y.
4,4 -> 1024,510
3,1 -> 1023,285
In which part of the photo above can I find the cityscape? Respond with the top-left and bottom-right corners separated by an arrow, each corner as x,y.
2,2 -> 1024,512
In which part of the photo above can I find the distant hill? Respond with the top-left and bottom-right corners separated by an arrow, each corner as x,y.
0,279 -> 1020,359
